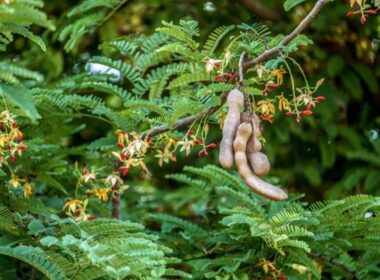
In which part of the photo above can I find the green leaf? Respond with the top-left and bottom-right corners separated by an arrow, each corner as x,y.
0,84 -> 40,122
284,0 -> 306,11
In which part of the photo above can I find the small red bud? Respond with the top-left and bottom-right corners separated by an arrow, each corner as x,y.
117,143 -> 124,148
306,104 -> 312,110
360,15 -> 366,24
314,96 -> 325,102
366,9 -> 378,15
207,143 -> 217,149
12,122 -> 17,128
75,210 -> 81,216
10,156 -> 16,162
145,136 -> 152,143
120,152 -> 127,161
346,11 -> 354,17
225,73 -> 234,79
296,115 -> 302,122
87,215 -> 96,220
269,83 -> 279,89
302,110 -> 313,115
286,111 -> 294,115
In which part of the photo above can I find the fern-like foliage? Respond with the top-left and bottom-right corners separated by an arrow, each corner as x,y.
142,165 -> 380,279
0,0 -> 53,51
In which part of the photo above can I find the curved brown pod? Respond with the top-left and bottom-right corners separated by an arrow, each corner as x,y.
248,151 -> 270,176
219,89 -> 244,169
233,123 -> 288,201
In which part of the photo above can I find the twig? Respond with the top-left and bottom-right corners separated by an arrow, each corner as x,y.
243,0 -> 326,70
144,0 -> 327,137
309,252 -> 362,280
237,0 -> 282,21
111,189 -> 121,219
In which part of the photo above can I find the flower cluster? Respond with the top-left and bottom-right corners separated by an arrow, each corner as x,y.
114,130 -> 150,176
8,176 -> 34,198
346,0 -> 378,24
0,110 -> 26,165
63,165 -> 129,221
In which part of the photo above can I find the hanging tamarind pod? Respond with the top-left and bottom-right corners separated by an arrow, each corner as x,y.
241,112 -> 270,176
219,89 -> 244,169
233,122 -> 288,201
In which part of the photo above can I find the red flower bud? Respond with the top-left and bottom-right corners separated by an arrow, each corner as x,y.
194,140 -> 204,145
302,110 -> 313,115
314,96 -> 325,102
346,11 -> 354,17
10,156 -> 16,162
18,144 -> 26,151
306,104 -> 312,110
145,137 -> 152,143
207,143 -> 217,149
117,143 -> 124,148
366,9 -> 378,15
120,152 -> 127,161
286,111 -> 294,115
269,83 -> 279,89
361,15 -> 366,24
75,210 -> 81,216
119,166 -> 128,177
87,215 -> 96,220
198,150 -> 207,156
12,122 -> 17,128
188,129 -> 195,135
225,73 -> 234,80
214,62 -> 221,69
296,115 -> 302,122
262,88 -> 271,95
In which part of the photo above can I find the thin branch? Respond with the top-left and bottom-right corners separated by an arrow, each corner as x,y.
237,0 -> 282,21
145,0 -> 327,137
243,0 -> 326,70
309,252 -> 363,280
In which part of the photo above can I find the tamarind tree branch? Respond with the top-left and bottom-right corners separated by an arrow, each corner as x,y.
309,252 -> 363,280
243,0 -> 326,70
145,0 -> 327,137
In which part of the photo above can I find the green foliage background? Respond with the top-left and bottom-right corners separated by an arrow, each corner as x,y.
0,0 -> 379,279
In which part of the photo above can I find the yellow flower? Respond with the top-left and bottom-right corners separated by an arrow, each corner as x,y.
155,147 -> 176,166
23,183 -> 33,197
93,188 -> 109,201
278,96 -> 291,112
9,177 -> 23,188
271,68 -> 286,85
63,198 -> 83,215
257,100 -> 275,115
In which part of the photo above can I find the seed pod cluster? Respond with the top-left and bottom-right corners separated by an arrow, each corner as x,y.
219,89 -> 288,201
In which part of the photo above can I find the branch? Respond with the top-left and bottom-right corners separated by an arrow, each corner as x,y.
145,0 -> 327,137
237,0 -> 282,21
309,253 -> 363,280
243,0 -> 326,70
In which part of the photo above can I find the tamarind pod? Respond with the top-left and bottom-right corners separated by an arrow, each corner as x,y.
241,112 -> 262,153
247,151 -> 270,176
233,123 -> 288,201
219,89 -> 244,169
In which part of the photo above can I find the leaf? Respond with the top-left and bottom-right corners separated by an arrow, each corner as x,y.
284,0 -> 306,11
0,84 -> 40,122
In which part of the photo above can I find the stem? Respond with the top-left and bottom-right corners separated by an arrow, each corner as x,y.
283,60 -> 299,116
288,57 -> 310,90
309,252 -> 363,280
243,0 -> 327,70
111,184 -> 121,219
